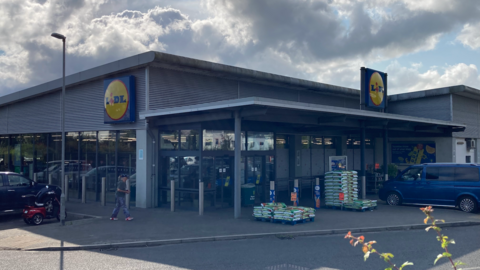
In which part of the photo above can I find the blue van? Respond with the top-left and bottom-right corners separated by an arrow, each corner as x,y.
379,163 -> 480,213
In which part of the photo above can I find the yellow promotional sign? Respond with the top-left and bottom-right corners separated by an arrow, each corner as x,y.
105,80 -> 129,120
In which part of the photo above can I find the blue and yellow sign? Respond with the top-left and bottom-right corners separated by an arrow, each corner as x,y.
104,76 -> 136,123
364,68 -> 387,109
392,143 -> 436,164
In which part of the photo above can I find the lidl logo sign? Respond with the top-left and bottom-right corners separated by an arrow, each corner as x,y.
104,76 -> 136,123
363,68 -> 387,109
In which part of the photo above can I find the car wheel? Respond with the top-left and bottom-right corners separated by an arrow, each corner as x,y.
23,218 -> 32,225
458,196 -> 478,213
32,213 -> 44,225
386,192 -> 402,206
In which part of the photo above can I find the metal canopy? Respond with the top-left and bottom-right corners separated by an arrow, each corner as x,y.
140,97 -> 466,135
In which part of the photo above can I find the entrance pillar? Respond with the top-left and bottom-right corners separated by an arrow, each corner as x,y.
234,111 -> 242,219
361,122 -> 366,199
383,127 -> 388,182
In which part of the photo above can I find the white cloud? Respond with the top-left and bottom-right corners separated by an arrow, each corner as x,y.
457,22 -> 480,49
386,61 -> 480,94
1,0 -> 480,96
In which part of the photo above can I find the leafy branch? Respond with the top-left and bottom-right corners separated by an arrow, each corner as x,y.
344,206 -> 465,270
421,206 -> 465,270
344,232 -> 413,270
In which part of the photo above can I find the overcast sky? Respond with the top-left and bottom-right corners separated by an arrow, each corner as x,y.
1,0 -> 480,97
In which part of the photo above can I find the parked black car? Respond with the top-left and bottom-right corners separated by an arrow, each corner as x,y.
0,172 -> 61,212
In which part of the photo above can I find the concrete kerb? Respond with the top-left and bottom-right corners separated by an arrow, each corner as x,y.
24,221 -> 480,252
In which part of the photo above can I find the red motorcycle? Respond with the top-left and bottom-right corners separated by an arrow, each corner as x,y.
22,186 -> 66,225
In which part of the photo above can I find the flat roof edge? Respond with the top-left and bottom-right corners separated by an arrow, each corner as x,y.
0,51 -> 156,106
389,85 -> 480,102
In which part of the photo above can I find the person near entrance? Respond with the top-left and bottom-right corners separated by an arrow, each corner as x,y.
110,174 -> 133,221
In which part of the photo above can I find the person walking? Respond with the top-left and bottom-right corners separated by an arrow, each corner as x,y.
110,174 -> 133,221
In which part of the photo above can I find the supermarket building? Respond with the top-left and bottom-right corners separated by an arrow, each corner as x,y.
0,51 -> 477,215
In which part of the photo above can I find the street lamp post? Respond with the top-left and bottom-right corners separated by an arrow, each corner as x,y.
51,32 -> 66,226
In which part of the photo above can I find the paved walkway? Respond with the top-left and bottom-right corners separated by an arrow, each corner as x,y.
0,199 -> 479,250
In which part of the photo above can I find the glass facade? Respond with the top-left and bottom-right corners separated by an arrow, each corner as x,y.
0,130 -> 136,205
247,132 -> 274,151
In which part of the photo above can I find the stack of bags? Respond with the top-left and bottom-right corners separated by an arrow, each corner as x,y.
253,202 -> 287,219
253,203 -> 316,222
346,199 -> 377,210
325,171 -> 359,207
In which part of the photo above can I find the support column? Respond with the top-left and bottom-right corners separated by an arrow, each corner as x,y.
383,128 -> 388,182
361,122 -> 366,199
234,111 -> 242,219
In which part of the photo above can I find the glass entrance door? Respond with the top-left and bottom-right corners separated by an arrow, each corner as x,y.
247,156 -> 264,203
202,156 -> 234,208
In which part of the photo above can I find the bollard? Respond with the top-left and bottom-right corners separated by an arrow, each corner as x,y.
101,177 -> 106,206
49,174 -> 53,185
294,179 -> 299,206
199,182 -> 204,216
82,176 -> 86,203
314,178 -> 321,209
65,175 -> 69,202
269,181 -> 275,203
126,179 -> 130,209
33,173 -> 37,183
170,180 -> 175,212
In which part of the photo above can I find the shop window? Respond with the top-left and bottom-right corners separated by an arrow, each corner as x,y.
98,131 -> 116,203
276,135 -> 288,149
311,136 -> 323,149
324,137 -> 335,149
34,134 -> 48,183
161,131 -> 179,150
248,132 -> 274,151
0,135 -> 9,172
118,130 -> 136,207
203,130 -> 245,151
180,130 -> 199,150
11,134 -> 34,178
301,136 -> 310,149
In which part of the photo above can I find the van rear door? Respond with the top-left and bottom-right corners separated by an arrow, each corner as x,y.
421,166 -> 455,205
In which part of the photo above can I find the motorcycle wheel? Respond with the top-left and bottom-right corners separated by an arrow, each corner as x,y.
23,218 -> 32,225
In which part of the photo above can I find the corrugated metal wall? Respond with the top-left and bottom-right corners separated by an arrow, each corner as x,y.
0,107 -> 8,134
299,91 -> 358,109
239,81 -> 298,101
452,95 -> 479,138
388,95 -> 451,121
149,68 -> 238,110
7,92 -> 61,134
0,68 -> 146,134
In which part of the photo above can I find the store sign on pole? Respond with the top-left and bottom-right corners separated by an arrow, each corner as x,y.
290,192 -> 297,202
293,187 -> 299,206
360,67 -> 387,110
270,190 -> 275,203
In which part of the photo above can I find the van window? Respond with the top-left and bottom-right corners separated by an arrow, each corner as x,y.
400,167 -> 423,181
425,167 -> 454,181
454,167 -> 480,182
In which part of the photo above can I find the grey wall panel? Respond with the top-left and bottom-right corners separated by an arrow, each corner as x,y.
7,92 -> 61,134
347,149 -> 354,170
299,91 -> 358,109
239,82 -> 298,101
65,68 -> 146,132
301,149 -> 311,176
325,149 -> 336,172
149,68 -> 238,110
0,107 -> 7,134
276,149 -> 289,179
388,95 -> 451,121
311,149 -> 325,175
452,95 -> 479,138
